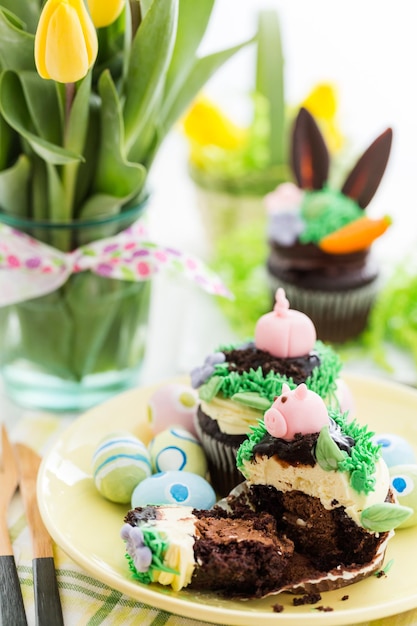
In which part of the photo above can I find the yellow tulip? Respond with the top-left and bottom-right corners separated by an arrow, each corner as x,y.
182,96 -> 247,150
35,0 -> 98,83
86,0 -> 125,28
302,83 -> 338,121
301,83 -> 344,153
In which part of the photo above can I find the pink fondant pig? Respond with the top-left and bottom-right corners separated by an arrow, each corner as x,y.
264,383 -> 329,441
254,288 -> 316,358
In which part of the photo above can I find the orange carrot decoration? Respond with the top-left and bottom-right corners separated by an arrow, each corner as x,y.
318,215 -> 392,254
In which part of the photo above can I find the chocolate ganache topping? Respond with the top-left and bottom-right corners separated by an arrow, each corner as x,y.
224,342 -> 320,385
252,417 -> 355,466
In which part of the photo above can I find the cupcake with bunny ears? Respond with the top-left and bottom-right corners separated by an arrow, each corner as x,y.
191,288 -> 348,496
266,107 -> 393,344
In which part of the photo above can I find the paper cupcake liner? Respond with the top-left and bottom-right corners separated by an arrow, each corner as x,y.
194,416 -> 244,498
267,274 -> 379,343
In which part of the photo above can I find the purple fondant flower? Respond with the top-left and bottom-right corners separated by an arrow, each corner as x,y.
268,212 -> 304,246
190,352 -> 226,388
120,524 -> 153,573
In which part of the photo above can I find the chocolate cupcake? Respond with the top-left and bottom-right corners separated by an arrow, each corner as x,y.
266,107 -> 393,343
190,289 -> 347,496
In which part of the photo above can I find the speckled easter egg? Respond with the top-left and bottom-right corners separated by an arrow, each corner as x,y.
372,433 -> 416,468
131,470 -> 216,509
92,432 -> 152,504
148,383 -> 199,438
148,426 -> 207,477
389,464 -> 417,528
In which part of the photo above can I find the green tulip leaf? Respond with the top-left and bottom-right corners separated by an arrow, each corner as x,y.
0,154 -> 31,215
0,71 -> 82,165
66,73 -> 91,154
124,0 -> 178,153
256,10 -> 285,166
162,0 -> 215,113
0,0 -> 40,33
361,503 -> 413,533
77,193 -> 127,222
0,112 -> 16,170
19,71 -> 62,144
0,8 -> 36,70
62,73 -> 93,217
94,70 -> 146,202
160,36 -> 254,141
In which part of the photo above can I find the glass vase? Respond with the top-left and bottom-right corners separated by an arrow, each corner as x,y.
0,201 -> 151,412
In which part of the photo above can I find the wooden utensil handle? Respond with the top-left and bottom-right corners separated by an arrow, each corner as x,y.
0,555 -> 28,626
33,557 -> 64,626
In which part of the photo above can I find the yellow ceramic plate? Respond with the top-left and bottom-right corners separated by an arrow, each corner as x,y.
38,374 -> 417,626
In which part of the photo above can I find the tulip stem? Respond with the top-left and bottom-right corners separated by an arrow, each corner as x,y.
64,83 -> 76,129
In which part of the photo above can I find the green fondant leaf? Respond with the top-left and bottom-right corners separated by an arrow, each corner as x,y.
316,425 -> 347,471
231,391 -> 271,411
361,503 -> 413,532
198,375 -> 223,402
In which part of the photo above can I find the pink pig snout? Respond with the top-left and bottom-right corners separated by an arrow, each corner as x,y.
264,407 -> 288,438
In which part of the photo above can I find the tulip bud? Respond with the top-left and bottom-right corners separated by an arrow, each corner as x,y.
35,0 -> 98,83
86,0 -> 125,28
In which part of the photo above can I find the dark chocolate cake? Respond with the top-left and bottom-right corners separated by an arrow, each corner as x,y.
121,385 -> 411,598
121,505 -> 294,597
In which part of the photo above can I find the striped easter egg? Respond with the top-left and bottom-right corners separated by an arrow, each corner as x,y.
92,432 -> 151,503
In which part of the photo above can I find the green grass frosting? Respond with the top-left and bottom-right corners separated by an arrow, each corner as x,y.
237,408 -> 382,496
198,340 -> 341,407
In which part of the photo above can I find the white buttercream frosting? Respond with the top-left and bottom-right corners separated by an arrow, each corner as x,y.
200,397 -> 262,435
241,455 -> 391,527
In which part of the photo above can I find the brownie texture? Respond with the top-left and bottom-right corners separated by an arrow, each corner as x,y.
247,484 -> 390,572
190,509 -> 294,597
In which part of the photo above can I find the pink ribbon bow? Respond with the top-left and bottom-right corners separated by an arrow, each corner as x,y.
0,222 -> 232,306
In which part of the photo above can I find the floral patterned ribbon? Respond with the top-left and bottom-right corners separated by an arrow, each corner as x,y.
0,221 -> 232,306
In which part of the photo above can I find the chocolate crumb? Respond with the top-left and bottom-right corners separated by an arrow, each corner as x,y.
316,606 -> 334,612
376,570 -> 386,578
272,604 -> 284,613
293,593 -> 322,606
341,595 -> 349,601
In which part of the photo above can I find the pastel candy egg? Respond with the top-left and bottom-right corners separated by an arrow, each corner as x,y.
92,432 -> 151,504
131,470 -> 216,509
389,464 -> 417,528
148,426 -> 207,477
372,433 -> 416,467
148,383 -> 199,438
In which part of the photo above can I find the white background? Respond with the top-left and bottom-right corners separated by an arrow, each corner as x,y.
143,0 -> 417,383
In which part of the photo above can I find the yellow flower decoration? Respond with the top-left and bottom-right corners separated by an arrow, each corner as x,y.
182,95 -> 247,150
35,0 -> 98,83
301,83 -> 344,153
86,0 -> 125,28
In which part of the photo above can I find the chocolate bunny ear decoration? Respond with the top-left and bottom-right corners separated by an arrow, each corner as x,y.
341,128 -> 393,209
291,107 -> 329,190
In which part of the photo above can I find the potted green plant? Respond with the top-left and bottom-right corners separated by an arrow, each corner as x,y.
0,0 -> 248,411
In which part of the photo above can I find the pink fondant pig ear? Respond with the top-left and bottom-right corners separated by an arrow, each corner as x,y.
294,383 -> 308,400
254,288 -> 316,358
291,107 -> 329,191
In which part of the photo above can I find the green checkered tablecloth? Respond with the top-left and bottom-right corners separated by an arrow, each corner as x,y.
5,414 -> 417,626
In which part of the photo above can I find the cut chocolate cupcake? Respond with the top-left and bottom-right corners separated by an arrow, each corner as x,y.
121,505 -> 294,597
